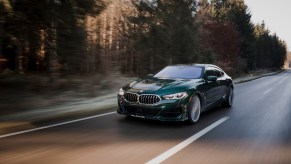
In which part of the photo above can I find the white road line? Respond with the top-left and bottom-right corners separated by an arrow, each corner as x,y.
0,112 -> 116,139
146,117 -> 229,164
263,88 -> 272,95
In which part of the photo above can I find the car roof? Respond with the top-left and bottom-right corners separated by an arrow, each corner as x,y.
168,63 -> 217,68
167,64 -> 224,72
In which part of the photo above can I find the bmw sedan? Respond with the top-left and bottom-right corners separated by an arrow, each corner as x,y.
117,64 -> 234,124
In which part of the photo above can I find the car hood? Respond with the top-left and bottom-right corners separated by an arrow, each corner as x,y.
125,77 -> 202,95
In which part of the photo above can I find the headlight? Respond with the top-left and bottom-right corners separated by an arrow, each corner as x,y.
163,92 -> 187,100
118,88 -> 124,96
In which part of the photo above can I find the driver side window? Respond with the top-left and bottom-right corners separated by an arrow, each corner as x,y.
213,69 -> 222,77
205,68 -> 215,77
205,67 -> 222,78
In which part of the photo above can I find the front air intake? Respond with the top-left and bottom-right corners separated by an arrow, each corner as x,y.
139,95 -> 161,104
124,93 -> 138,103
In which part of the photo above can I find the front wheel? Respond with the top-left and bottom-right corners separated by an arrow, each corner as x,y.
187,95 -> 201,124
224,87 -> 234,107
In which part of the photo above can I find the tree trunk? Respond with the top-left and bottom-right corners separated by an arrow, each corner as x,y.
0,19 -> 5,72
0,20 -> 3,58
47,21 -> 59,79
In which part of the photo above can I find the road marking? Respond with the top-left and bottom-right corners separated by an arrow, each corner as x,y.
0,112 -> 116,139
263,89 -> 272,95
146,117 -> 229,164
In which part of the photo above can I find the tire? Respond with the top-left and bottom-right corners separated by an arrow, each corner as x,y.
187,95 -> 201,124
126,115 -> 132,119
224,87 -> 234,107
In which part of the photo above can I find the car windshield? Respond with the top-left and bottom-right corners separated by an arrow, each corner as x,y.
154,66 -> 202,79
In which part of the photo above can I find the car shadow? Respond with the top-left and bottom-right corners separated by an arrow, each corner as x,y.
114,105 -> 232,142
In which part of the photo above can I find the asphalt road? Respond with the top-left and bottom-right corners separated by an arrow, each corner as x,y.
1,70 -> 291,164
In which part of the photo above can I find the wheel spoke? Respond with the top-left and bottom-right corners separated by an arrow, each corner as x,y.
190,96 -> 200,122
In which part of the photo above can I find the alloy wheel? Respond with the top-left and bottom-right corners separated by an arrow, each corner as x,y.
189,95 -> 201,124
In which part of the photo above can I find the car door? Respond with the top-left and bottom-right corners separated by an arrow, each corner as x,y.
203,67 -> 221,107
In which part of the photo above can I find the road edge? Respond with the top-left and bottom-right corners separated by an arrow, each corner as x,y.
233,69 -> 285,84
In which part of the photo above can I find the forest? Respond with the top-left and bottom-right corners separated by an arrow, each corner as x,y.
0,0 -> 287,78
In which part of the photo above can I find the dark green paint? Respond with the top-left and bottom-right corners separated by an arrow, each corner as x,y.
117,64 -> 233,122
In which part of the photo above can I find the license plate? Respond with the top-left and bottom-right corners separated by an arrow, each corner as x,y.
131,115 -> 145,118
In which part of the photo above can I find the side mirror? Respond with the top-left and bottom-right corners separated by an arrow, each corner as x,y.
147,74 -> 154,77
207,76 -> 217,82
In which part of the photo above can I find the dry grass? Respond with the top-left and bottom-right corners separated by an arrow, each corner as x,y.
233,69 -> 281,83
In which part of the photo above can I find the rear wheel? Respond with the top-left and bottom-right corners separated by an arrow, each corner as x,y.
188,95 -> 201,124
224,87 -> 234,107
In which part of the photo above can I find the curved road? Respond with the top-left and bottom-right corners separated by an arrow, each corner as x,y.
1,70 -> 291,163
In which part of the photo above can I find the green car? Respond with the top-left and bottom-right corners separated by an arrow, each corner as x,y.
117,64 -> 234,124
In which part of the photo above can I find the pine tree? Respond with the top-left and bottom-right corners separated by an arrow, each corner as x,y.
127,0 -> 198,75
254,22 -> 287,69
1,0 -> 106,75
222,0 -> 257,70
0,0 -> 12,59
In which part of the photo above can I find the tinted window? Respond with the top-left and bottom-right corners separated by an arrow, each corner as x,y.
205,67 -> 222,77
214,69 -> 222,77
154,66 -> 202,79
220,71 -> 224,76
205,69 -> 216,77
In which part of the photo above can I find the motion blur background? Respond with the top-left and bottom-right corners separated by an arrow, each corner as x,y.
0,0 -> 290,115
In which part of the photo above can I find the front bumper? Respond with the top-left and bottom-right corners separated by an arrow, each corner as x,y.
117,96 -> 189,121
